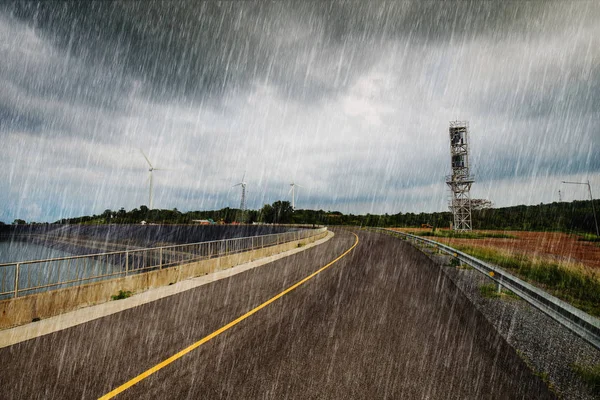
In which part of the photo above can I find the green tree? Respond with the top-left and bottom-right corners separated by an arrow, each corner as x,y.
259,204 -> 275,223
271,201 -> 293,224
101,209 -> 113,223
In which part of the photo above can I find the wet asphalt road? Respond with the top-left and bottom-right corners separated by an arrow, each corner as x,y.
0,229 -> 554,399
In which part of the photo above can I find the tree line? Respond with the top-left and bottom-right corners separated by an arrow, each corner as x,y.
4,199 -> 599,234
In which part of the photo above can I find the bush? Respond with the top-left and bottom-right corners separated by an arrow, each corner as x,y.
111,290 -> 133,300
578,233 -> 600,242
448,257 -> 461,268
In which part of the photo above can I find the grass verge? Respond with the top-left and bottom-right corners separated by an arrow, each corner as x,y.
454,245 -> 600,317
571,363 -> 600,395
479,284 -> 501,298
479,283 -> 520,300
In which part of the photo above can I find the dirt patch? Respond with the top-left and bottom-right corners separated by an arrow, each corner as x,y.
391,228 -> 600,270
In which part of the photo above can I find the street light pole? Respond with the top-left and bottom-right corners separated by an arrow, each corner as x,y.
562,180 -> 599,237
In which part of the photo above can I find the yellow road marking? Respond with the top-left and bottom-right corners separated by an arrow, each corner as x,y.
99,232 -> 359,399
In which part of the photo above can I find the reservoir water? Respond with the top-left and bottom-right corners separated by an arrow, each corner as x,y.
0,240 -> 74,264
0,240 -> 119,299
0,226 -> 300,299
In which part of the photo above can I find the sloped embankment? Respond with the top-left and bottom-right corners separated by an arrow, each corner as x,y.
2,224 -> 299,257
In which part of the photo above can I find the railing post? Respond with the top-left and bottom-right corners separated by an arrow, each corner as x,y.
125,251 -> 129,276
14,263 -> 20,298
159,248 -> 163,269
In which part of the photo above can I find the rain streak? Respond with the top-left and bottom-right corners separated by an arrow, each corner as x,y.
0,2 -> 599,399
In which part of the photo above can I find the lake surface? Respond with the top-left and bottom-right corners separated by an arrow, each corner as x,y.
0,240 -> 74,264
0,226 -> 304,298
0,240 -> 118,299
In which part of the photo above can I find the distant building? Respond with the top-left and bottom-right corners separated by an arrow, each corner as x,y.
192,219 -> 213,225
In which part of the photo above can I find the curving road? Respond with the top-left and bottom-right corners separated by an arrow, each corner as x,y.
0,228 -> 554,399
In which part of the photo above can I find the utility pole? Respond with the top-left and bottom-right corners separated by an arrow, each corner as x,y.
562,180 -> 599,236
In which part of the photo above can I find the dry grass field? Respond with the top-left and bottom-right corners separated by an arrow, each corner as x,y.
390,227 -> 600,316
391,228 -> 600,271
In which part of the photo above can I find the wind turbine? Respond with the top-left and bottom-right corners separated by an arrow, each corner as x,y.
140,149 -> 165,210
233,172 -> 247,212
289,182 -> 303,210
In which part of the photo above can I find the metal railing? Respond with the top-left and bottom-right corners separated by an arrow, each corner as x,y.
0,228 -> 327,299
371,227 -> 600,350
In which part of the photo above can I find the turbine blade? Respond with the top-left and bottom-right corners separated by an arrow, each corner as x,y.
289,187 -> 293,195
233,183 -> 241,187
140,149 -> 153,168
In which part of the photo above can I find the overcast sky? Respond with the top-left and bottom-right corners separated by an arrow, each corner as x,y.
1,1 -> 599,222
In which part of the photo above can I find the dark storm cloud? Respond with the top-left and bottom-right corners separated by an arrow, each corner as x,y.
3,1 -> 597,122
476,148 -> 600,182
1,1 -> 571,105
1,1 -> 599,221
0,102 -> 43,132
3,2 -> 314,103
0,11 -> 132,138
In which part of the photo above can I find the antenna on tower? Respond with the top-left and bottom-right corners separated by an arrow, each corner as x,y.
446,121 -> 474,231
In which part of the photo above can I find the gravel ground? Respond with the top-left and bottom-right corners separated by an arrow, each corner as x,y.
411,240 -> 600,400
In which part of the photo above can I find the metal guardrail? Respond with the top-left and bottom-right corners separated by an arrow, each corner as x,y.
371,227 -> 600,350
0,228 -> 326,299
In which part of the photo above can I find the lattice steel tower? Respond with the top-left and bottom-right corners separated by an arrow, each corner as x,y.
446,121 -> 474,231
